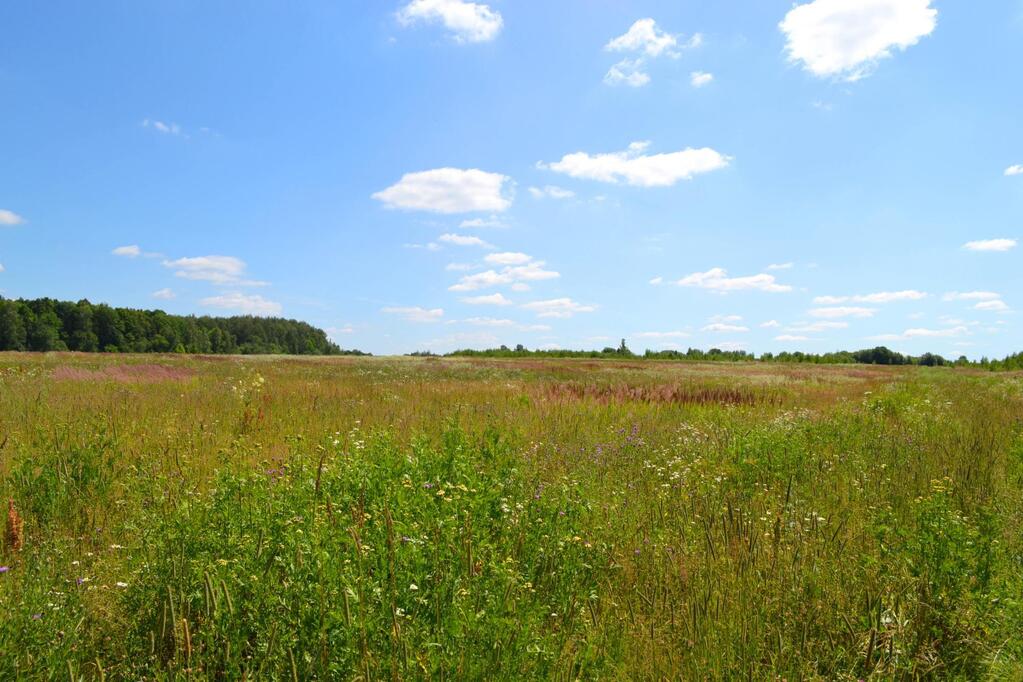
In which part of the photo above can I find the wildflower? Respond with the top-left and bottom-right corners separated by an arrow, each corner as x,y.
0,566 -> 9,574
409,583 -> 419,591
116,582 -> 128,588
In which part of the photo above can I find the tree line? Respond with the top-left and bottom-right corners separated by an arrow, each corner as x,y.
0,297 -> 366,356
444,341 -> 1022,370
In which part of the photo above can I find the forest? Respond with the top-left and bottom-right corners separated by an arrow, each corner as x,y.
0,297 -> 359,355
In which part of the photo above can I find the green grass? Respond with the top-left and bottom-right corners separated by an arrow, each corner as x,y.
2,353 -> 1022,679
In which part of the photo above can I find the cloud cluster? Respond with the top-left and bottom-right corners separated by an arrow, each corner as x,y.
675,267 -> 792,293
603,19 -> 701,87
449,253 -> 558,292
520,298 -> 597,319
200,293 -> 282,316
0,209 -> 25,226
397,0 -> 502,43
813,290 -> 927,304
373,168 -> 512,214
382,306 -> 445,323
164,255 -> 267,286
962,238 -> 1016,252
541,141 -> 728,187
780,0 -> 937,81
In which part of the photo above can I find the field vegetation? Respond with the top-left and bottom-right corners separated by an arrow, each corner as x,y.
1,353 -> 1022,679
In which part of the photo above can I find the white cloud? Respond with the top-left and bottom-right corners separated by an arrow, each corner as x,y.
372,168 -> 512,214
760,320 -> 782,328
0,209 -> 25,226
112,245 -> 141,258
962,238 -> 1017,252
397,0 -> 502,43
1004,165 -> 1023,176
521,298 -> 597,319
870,325 -> 969,341
142,119 -> 185,136
152,288 -> 176,300
200,293 -> 282,316
649,276 -> 664,286
975,299 -> 1010,312
438,233 -> 493,248
460,293 -> 513,306
163,255 -> 266,286
404,242 -> 441,251
634,330 -> 691,339
527,185 -> 575,199
510,282 -> 531,292
766,262 -> 794,270
0,262 -> 5,272
445,262 -> 475,271
775,335 -> 811,342
449,260 -> 559,292
382,306 -> 445,323
813,290 -> 927,304
484,252 -> 532,266
701,323 -> 750,333
676,267 -> 792,293
541,141 -> 729,187
690,71 -> 714,87
943,291 -> 1001,302
459,216 -> 506,228
808,306 -> 876,318
605,19 -> 695,58
604,59 -> 650,87
460,317 -> 550,332
779,0 -> 937,81
787,321 -> 849,332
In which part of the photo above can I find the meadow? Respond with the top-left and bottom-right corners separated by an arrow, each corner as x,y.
1,353 -> 1022,680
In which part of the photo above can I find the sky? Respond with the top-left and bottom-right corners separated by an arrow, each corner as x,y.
1,0 -> 1022,358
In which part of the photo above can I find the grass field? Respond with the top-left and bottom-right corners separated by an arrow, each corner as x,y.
2,353 -> 1022,680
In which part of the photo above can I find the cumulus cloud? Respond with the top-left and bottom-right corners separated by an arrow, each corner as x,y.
372,168 -> 512,214
779,0 -> 937,81
527,185 -> 575,199
112,245 -> 142,258
943,291 -> 1001,302
438,233 -> 493,248
541,141 -> 729,187
382,306 -> 445,323
0,209 -> 25,226
975,299 -> 1010,312
163,255 -> 266,286
701,322 -> 750,333
808,306 -> 876,318
605,18 -> 699,57
397,0 -> 502,43
675,267 -> 792,293
520,298 -> 597,319
460,317 -> 550,331
766,263 -> 794,271
690,71 -> 714,87
962,238 -> 1017,252
1004,165 -> 1023,176
787,321 -> 849,332
634,330 -> 691,339
870,325 -> 969,341
484,252 -> 532,266
459,216 -> 506,228
200,293 -> 282,316
142,119 -> 185,136
760,320 -> 782,328
775,334 -> 811,342
604,59 -> 651,87
460,293 -> 513,306
152,288 -> 176,300
813,290 -> 927,304
449,259 -> 559,292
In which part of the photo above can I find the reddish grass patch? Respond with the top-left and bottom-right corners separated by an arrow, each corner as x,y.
537,382 -> 779,407
51,364 -> 195,383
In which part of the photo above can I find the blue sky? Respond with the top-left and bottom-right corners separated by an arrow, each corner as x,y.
1,0 -> 1022,357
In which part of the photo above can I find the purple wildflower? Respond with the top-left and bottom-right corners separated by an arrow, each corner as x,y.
0,566 -> 9,574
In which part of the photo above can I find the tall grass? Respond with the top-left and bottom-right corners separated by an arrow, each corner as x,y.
1,354 -> 1021,679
